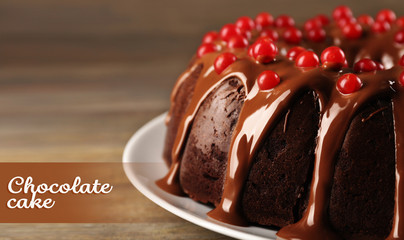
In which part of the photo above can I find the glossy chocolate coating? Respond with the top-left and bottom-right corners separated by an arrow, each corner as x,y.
158,14 -> 404,240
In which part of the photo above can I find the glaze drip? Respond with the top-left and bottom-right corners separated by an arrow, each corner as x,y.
207,67 -> 333,225
277,67 -> 400,240
387,86 -> 404,240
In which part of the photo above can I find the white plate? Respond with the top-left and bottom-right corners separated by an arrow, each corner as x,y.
123,113 -> 278,240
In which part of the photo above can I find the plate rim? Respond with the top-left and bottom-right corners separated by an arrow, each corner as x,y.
122,112 -> 278,240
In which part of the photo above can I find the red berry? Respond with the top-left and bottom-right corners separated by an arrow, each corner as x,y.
376,61 -> 385,70
227,35 -> 249,49
202,31 -> 219,44
307,28 -> 326,42
315,14 -> 330,26
333,5 -> 353,20
260,29 -> 279,41
274,15 -> 295,28
197,43 -> 216,58
214,52 -> 237,74
342,22 -> 362,39
357,14 -> 374,26
283,27 -> 302,44
353,59 -> 378,72
241,30 -> 252,40
395,30 -> 404,44
295,51 -> 320,68
251,37 -> 278,63
255,12 -> 274,28
304,18 -> 322,31
372,21 -> 391,33
399,55 -> 404,66
287,46 -> 306,61
376,9 -> 396,24
220,24 -> 242,42
400,71 -> 404,86
397,17 -> 404,28
343,59 -> 349,68
337,73 -> 362,94
257,70 -> 281,90
337,16 -> 356,28
235,16 -> 256,32
248,45 -> 254,57
321,46 -> 346,67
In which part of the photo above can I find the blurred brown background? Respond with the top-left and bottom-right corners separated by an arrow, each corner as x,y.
1,0 -> 404,162
0,0 -> 403,239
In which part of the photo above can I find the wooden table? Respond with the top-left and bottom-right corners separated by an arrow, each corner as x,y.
1,0 -> 403,239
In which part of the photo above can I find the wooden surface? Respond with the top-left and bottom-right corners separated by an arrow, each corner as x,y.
0,0 -> 403,239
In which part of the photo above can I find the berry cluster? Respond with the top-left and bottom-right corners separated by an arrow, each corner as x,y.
354,59 -> 384,72
333,6 -> 363,39
303,15 -> 329,43
332,6 -> 404,41
199,6 -> 404,92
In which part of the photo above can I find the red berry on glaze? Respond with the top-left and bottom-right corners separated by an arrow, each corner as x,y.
376,9 -> 396,24
307,28 -> 326,42
337,16 -> 356,28
248,45 -> 254,57
202,31 -> 219,44
220,24 -> 242,42
304,18 -> 322,31
321,46 -> 346,66
260,29 -> 279,41
395,30 -> 404,44
255,12 -> 274,28
400,71 -> 404,86
397,17 -> 404,28
251,38 -> 278,63
353,59 -> 378,72
295,51 -> 320,68
214,52 -> 237,74
227,35 -> 249,49
376,61 -> 385,70
315,14 -> 330,26
399,55 -> 404,66
274,14 -> 295,28
197,43 -> 216,58
372,21 -> 391,33
283,27 -> 302,44
337,73 -> 362,94
333,5 -> 353,21
235,16 -> 256,32
342,22 -> 362,39
257,70 -> 281,90
287,46 -> 306,61
357,14 -> 374,26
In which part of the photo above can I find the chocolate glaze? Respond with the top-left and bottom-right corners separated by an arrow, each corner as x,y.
162,63 -> 203,166
361,106 -> 388,122
277,67 -> 400,240
157,17 -> 404,240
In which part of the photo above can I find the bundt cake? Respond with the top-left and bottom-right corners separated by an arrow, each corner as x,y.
157,6 -> 404,240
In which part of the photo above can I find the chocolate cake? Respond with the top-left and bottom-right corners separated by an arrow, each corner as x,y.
157,6 -> 404,240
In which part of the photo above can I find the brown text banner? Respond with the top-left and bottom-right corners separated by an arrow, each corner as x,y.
0,162 -> 139,223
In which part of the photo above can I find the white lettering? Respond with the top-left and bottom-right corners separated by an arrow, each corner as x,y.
8,176 -> 24,194
6,176 -> 113,209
